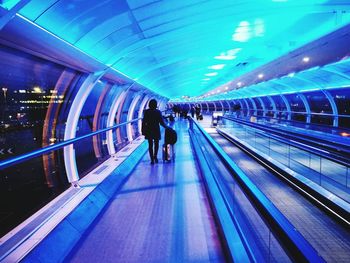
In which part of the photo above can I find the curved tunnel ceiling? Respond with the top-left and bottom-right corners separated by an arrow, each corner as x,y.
12,0 -> 350,99
196,57 -> 350,101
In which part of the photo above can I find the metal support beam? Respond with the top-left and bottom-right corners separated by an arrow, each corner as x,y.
225,100 -> 231,112
0,0 -> 31,30
63,73 -> 104,184
280,94 -> 292,120
298,93 -> 311,123
242,98 -> 250,116
267,96 -> 277,118
138,95 -> 150,134
205,102 -> 209,113
127,94 -> 141,141
322,89 -> 338,127
249,98 -> 257,116
256,97 -> 266,117
106,86 -> 131,155
219,100 -> 224,113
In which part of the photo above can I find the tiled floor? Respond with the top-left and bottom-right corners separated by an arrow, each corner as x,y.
66,119 -> 226,263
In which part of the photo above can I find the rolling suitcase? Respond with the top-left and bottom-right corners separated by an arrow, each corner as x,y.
163,127 -> 177,162
162,144 -> 175,162
165,127 -> 177,145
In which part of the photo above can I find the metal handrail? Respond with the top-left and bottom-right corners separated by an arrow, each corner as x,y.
221,116 -> 350,167
0,118 -> 142,170
221,108 -> 350,118
188,117 -> 324,262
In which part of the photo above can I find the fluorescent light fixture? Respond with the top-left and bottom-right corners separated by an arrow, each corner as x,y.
214,55 -> 236,60
303,56 -> 310,62
209,64 -> 225,70
214,48 -> 241,60
205,72 -> 218,76
233,21 -> 251,42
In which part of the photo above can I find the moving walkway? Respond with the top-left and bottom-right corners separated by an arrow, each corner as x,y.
198,116 -> 350,262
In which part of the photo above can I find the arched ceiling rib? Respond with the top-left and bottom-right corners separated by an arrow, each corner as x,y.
199,58 -> 350,101
12,0 -> 350,98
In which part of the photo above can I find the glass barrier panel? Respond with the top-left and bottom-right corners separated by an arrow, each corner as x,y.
217,118 -> 350,203
0,150 -> 69,237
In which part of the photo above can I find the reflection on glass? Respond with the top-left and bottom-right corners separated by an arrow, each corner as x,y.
218,118 -> 350,203
0,44 -> 86,235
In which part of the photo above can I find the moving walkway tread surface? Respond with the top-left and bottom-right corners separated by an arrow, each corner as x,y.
65,121 -> 227,263
206,129 -> 350,262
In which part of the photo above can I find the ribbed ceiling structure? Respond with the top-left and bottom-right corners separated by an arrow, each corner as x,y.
4,0 -> 350,99
205,57 -> 350,101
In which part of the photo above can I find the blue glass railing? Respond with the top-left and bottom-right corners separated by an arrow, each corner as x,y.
0,118 -> 141,170
218,116 -> 350,205
0,118 -> 141,236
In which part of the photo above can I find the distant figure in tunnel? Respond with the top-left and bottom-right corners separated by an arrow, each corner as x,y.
142,99 -> 167,164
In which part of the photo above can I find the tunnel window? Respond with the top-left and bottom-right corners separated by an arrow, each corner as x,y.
260,97 -> 273,117
208,102 -> 215,111
236,99 -> 246,116
133,94 -> 144,120
245,98 -> 254,115
118,90 -> 136,149
214,101 -> 222,111
223,100 -> 230,111
99,83 -> 124,154
130,94 -> 143,139
252,97 -> 264,116
229,100 -> 236,112
0,44 -> 89,235
284,94 -> 306,122
74,80 -> 107,176
271,95 -> 287,119
305,91 -> 333,126
329,88 -> 350,128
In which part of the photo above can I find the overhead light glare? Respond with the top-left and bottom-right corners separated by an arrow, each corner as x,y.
258,73 -> 264,79
303,56 -> 310,63
232,21 -> 251,42
214,55 -> 236,60
237,82 -> 242,87
209,64 -> 225,70
214,48 -> 241,60
205,72 -> 218,77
